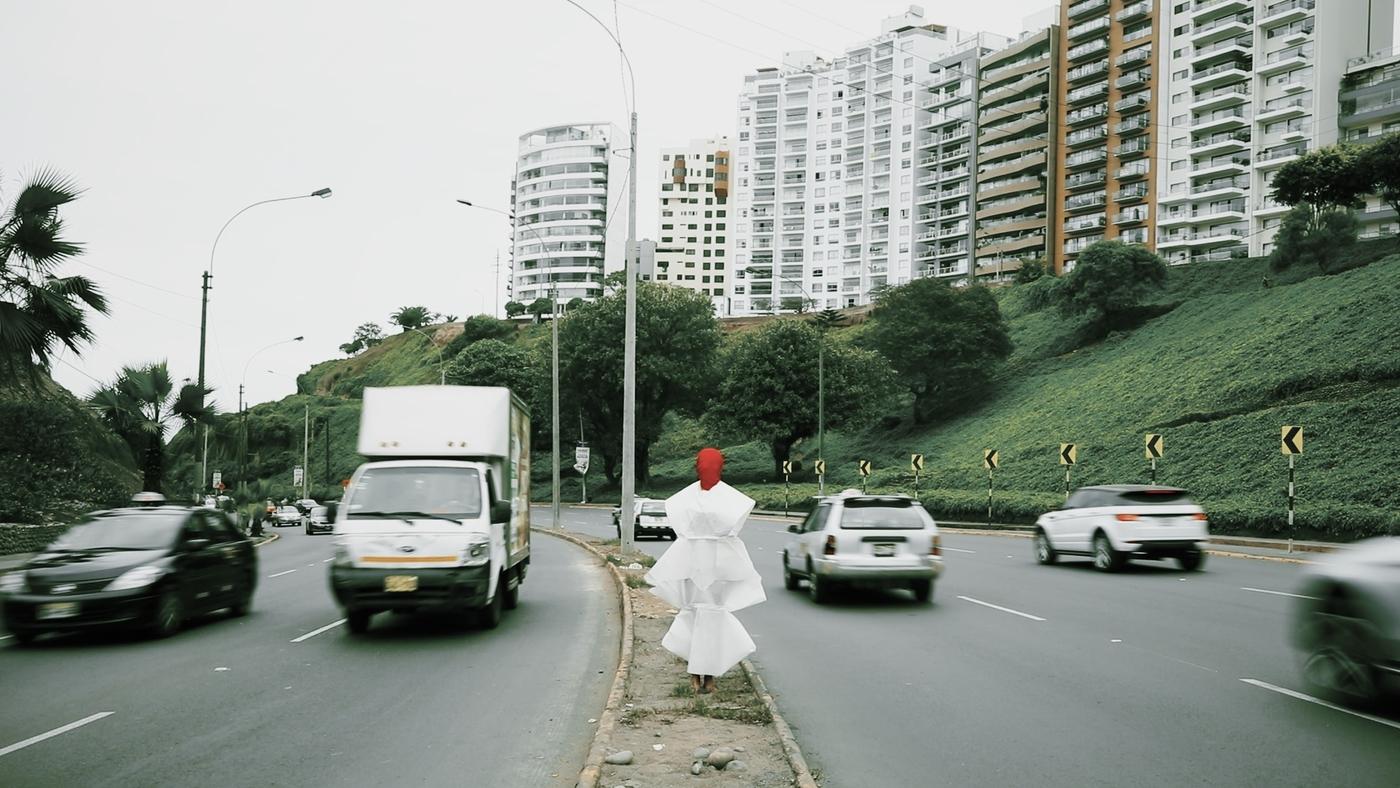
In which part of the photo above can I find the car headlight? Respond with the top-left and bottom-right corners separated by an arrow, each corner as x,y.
0,571 -> 27,594
106,565 -> 166,591
461,540 -> 490,566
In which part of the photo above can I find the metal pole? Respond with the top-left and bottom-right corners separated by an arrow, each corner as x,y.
817,337 -> 825,497
552,279 -> 561,535
1150,457 -> 1157,484
621,110 -> 639,554
1287,454 -> 1296,554
784,474 -> 790,518
237,383 -> 244,491
1064,468 -> 1071,501
198,271 -> 210,495
323,417 -> 331,485
302,402 -> 309,500
987,469 -> 994,528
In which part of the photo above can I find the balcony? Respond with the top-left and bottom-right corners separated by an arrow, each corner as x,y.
1257,142 -> 1307,168
1191,36 -> 1253,69
1260,44 -> 1311,76
1116,184 -> 1150,203
1068,0 -> 1108,19
1116,69 -> 1151,90
1114,208 -> 1149,225
1117,162 -> 1150,181
1157,228 -> 1249,249
1114,92 -> 1152,115
1187,129 -> 1250,156
1064,213 -> 1107,234
1192,13 -> 1252,46
1067,60 -> 1109,85
1067,82 -> 1109,106
1116,46 -> 1152,68
1190,83 -> 1250,113
1191,176 -> 1249,199
1190,106 -> 1249,134
1069,15 -> 1111,41
1065,191 -> 1107,212
1116,1 -> 1153,23
1190,60 -> 1252,90
1066,170 -> 1107,191
1116,117 -> 1151,136
1190,154 -> 1250,180
1255,97 -> 1310,123
1067,148 -> 1107,171
1067,104 -> 1108,126
1069,39 -> 1110,63
1067,125 -> 1109,148
1260,0 -> 1315,27
1192,0 -> 1250,24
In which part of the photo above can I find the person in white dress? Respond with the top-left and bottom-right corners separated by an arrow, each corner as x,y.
645,448 -> 765,693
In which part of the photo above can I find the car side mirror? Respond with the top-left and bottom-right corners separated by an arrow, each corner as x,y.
184,537 -> 212,552
787,524 -> 800,533
491,501 -> 512,524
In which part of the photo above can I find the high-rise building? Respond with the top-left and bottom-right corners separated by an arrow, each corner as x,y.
656,137 -> 731,313
1155,0 -> 1394,264
973,23 -> 1061,283
1055,0 -> 1163,273
509,122 -> 626,307
1341,46 -> 1400,239
729,8 -> 968,316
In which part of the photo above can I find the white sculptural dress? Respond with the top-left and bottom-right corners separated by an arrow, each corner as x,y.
644,480 -> 765,677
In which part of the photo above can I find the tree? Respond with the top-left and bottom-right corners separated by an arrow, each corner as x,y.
339,321 -> 384,355
389,306 -> 432,332
0,169 -> 108,382
1270,205 -> 1358,274
566,297 -> 585,312
811,308 -> 846,332
1271,145 -> 1369,216
864,278 -> 1013,424
527,297 -> 553,323
1356,132 -> 1400,221
602,270 -> 627,295
437,313 -> 459,324
706,319 -> 897,476
558,283 -> 721,483
90,361 -> 214,492
504,300 -> 526,318
1014,258 -> 1048,284
1054,240 -> 1167,332
444,314 -> 514,357
444,339 -> 542,402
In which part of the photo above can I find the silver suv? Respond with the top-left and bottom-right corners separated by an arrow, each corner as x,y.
781,491 -> 944,604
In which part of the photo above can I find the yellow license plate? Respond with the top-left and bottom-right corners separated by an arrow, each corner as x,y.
384,575 -> 418,592
38,601 -> 80,619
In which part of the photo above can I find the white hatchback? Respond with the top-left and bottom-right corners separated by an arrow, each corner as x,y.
782,492 -> 943,603
1034,485 -> 1209,572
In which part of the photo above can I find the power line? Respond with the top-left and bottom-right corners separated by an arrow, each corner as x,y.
72,259 -> 198,300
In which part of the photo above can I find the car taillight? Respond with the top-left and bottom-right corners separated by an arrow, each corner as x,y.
1115,513 -> 1140,522
1192,513 -> 1208,521
931,534 -> 941,557
823,535 -> 837,556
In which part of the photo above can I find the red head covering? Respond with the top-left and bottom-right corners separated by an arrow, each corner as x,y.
696,448 -> 723,491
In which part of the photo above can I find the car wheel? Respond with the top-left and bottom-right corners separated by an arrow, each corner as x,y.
1302,597 -> 1380,707
346,609 -> 372,634
477,577 -> 505,630
502,571 -> 520,610
782,554 -> 800,591
1178,550 -> 1205,572
149,590 -> 183,638
229,578 -> 253,617
1092,533 -> 1124,572
1034,529 -> 1057,565
911,579 -> 933,603
8,629 -> 37,646
305,525 -> 312,535
808,571 -> 832,605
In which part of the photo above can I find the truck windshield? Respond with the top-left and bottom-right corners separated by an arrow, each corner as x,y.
348,467 -> 483,520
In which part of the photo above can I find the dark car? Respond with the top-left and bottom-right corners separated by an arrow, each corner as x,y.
0,506 -> 258,644
304,503 -> 337,535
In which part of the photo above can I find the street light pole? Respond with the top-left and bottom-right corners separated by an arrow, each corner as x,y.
200,188 -> 331,494
456,200 -> 561,533
406,326 -> 446,384
238,336 -> 304,492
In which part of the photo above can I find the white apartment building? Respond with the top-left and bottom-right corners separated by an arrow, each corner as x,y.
509,122 -> 627,306
728,8 -> 968,316
1341,47 -> 1400,238
656,137 -> 731,314
1156,0 -> 1394,264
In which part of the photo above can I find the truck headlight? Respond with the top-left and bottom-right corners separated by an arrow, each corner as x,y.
106,565 -> 166,591
0,571 -> 27,594
461,540 -> 490,566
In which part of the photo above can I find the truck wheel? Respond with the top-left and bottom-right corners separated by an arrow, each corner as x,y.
477,576 -> 504,629
502,570 -> 520,610
346,609 -> 372,634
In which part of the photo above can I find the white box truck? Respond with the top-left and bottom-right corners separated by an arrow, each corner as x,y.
329,385 -> 530,633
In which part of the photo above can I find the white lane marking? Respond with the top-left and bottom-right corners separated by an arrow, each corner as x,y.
322,557 -> 333,563
957,595 -> 1046,622
291,619 -> 346,643
268,569 -> 297,578
943,547 -> 976,554
1242,586 -> 1318,600
1241,679 -> 1400,731
0,712 -> 114,758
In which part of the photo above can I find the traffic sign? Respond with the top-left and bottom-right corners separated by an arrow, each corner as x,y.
910,454 -> 924,473
782,460 -> 792,475
1281,425 -> 1303,455
211,471 -> 222,490
814,459 -> 826,476
983,449 -> 999,470
1145,433 -> 1163,460
858,460 -> 872,477
1059,443 -> 1077,466
575,445 -> 591,474
293,466 -> 304,485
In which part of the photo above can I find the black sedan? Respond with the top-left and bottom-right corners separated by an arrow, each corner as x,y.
0,506 -> 258,644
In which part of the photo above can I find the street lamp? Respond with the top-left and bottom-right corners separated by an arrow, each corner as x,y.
406,326 -> 446,385
238,335 -> 304,491
456,199 -> 561,534
565,0 -> 640,554
773,274 -> 827,495
199,187 -> 331,494
267,369 -> 310,501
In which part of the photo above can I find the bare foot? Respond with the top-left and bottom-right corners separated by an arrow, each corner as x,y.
690,674 -> 702,693
703,675 -> 717,694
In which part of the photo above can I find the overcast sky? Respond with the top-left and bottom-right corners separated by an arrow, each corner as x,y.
10,0 -> 1356,409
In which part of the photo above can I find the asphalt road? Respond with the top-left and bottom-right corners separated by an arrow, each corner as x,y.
547,505 -> 1400,788
0,526 -> 618,787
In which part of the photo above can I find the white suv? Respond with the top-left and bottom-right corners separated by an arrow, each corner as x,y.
1034,485 -> 1209,572
782,492 -> 944,604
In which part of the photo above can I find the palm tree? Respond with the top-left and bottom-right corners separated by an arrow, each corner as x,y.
0,169 -> 108,382
90,362 -> 214,492
390,305 -> 432,332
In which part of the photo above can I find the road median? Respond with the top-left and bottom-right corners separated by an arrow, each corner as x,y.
540,527 -> 817,788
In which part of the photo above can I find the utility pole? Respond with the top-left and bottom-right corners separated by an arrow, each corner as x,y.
302,402 -> 309,500
621,110 -> 639,554
552,277 -> 561,543
322,417 -> 331,486
197,270 -> 211,494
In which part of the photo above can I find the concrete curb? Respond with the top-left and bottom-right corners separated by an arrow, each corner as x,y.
740,658 -> 820,788
536,528 -> 634,788
252,532 -> 280,548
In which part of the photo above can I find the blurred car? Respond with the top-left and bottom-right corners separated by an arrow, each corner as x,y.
272,506 -> 304,528
781,491 -> 943,604
613,498 -> 673,540
1033,485 -> 1209,572
294,498 -> 318,515
304,504 -> 335,535
1292,537 -> 1400,706
0,504 -> 258,644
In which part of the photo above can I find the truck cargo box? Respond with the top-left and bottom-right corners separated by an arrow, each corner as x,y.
359,385 -> 518,459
